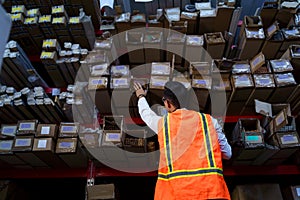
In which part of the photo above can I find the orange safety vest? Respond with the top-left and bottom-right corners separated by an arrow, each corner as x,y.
155,109 -> 230,200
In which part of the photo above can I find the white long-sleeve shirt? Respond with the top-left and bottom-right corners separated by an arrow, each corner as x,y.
138,97 -> 232,160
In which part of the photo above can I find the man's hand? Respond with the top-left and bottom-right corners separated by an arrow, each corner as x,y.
133,82 -> 146,98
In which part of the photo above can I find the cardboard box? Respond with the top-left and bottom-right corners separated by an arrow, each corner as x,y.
180,12 -> 199,34
102,116 -> 124,147
282,185 -> 300,200
55,137 -> 88,168
144,31 -> 163,63
16,120 -> 38,136
58,122 -> 80,138
268,72 -> 297,103
212,59 -> 233,80
198,9 -> 217,34
232,184 -> 283,200
87,184 -> 115,200
209,78 -> 232,116
12,136 -> 49,168
215,6 -> 234,33
275,2 -> 298,29
254,99 -> 293,136
42,39 -> 61,52
0,140 -> 27,167
277,27 -> 300,58
126,31 -> 145,64
111,65 -> 130,78
149,75 -> 170,106
110,77 -> 130,108
166,31 -> 186,65
238,27 -> 265,60
130,13 -> 146,29
191,75 -> 211,111
204,32 -> 225,59
123,130 -> 147,153
32,137 -> 68,169
0,124 -> 17,139
185,35 -> 205,69
79,132 -> 100,148
88,77 -> 111,114
270,59 -> 294,73
35,124 -> 58,138
261,22 -> 284,60
230,74 -> 255,101
281,45 -> 300,83
246,74 -> 276,106
232,62 -> 251,74
260,1 -> 279,29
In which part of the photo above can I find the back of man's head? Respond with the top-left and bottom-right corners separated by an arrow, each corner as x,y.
164,81 -> 187,109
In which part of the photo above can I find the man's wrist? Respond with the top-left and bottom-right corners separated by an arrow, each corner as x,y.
138,94 -> 146,99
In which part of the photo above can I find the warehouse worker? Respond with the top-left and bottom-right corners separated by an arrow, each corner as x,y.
134,81 -> 232,200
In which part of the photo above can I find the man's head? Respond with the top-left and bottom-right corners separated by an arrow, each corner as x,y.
163,81 -> 187,112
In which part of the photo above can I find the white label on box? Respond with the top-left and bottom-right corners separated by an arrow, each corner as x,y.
280,135 -> 298,145
15,139 -> 31,147
105,133 -> 121,142
41,126 -> 50,135
19,123 -> 34,131
61,126 -> 77,133
59,141 -> 74,149
37,139 -> 47,148
296,188 -> 300,196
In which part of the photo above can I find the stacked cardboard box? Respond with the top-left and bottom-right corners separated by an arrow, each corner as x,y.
231,118 -> 265,165
204,32 -> 226,59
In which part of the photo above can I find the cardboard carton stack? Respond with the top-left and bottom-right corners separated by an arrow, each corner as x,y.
237,16 -> 265,60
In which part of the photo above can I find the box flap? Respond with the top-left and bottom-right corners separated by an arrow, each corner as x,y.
273,109 -> 288,131
250,52 -> 265,73
266,22 -> 279,39
255,99 -> 273,116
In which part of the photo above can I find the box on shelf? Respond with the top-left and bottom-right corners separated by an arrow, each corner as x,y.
212,59 -> 233,80
282,185 -> 300,200
16,120 -> 38,136
102,116 -> 124,147
276,1 -> 299,29
130,13 -> 146,29
277,27 -> 300,58
87,183 -> 115,200
12,136 -> 49,168
88,76 -> 111,114
144,31 -> 163,63
111,65 -> 130,78
191,75 -> 212,111
260,1 -> 279,29
180,12 -> 199,34
231,62 -> 251,75
245,74 -> 276,107
0,124 -> 17,139
35,124 -> 58,138
55,137 -> 88,168
0,139 -> 28,167
254,99 -> 293,135
204,32 -> 226,59
58,122 -> 80,138
42,39 -> 61,52
268,72 -> 297,103
281,45 -> 300,82
184,35 -> 205,69
123,130 -> 147,153
94,38 -> 116,64
270,59 -> 294,73
149,75 -> 170,106
79,132 -> 101,149
230,74 -> 255,102
261,22 -> 284,59
231,118 -> 265,165
32,137 -> 67,169
110,77 -> 131,114
126,31 -> 145,64
189,61 -> 211,77
214,6 -> 235,33
166,31 -> 186,65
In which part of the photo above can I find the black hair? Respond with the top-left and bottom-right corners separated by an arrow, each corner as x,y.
164,81 -> 187,109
